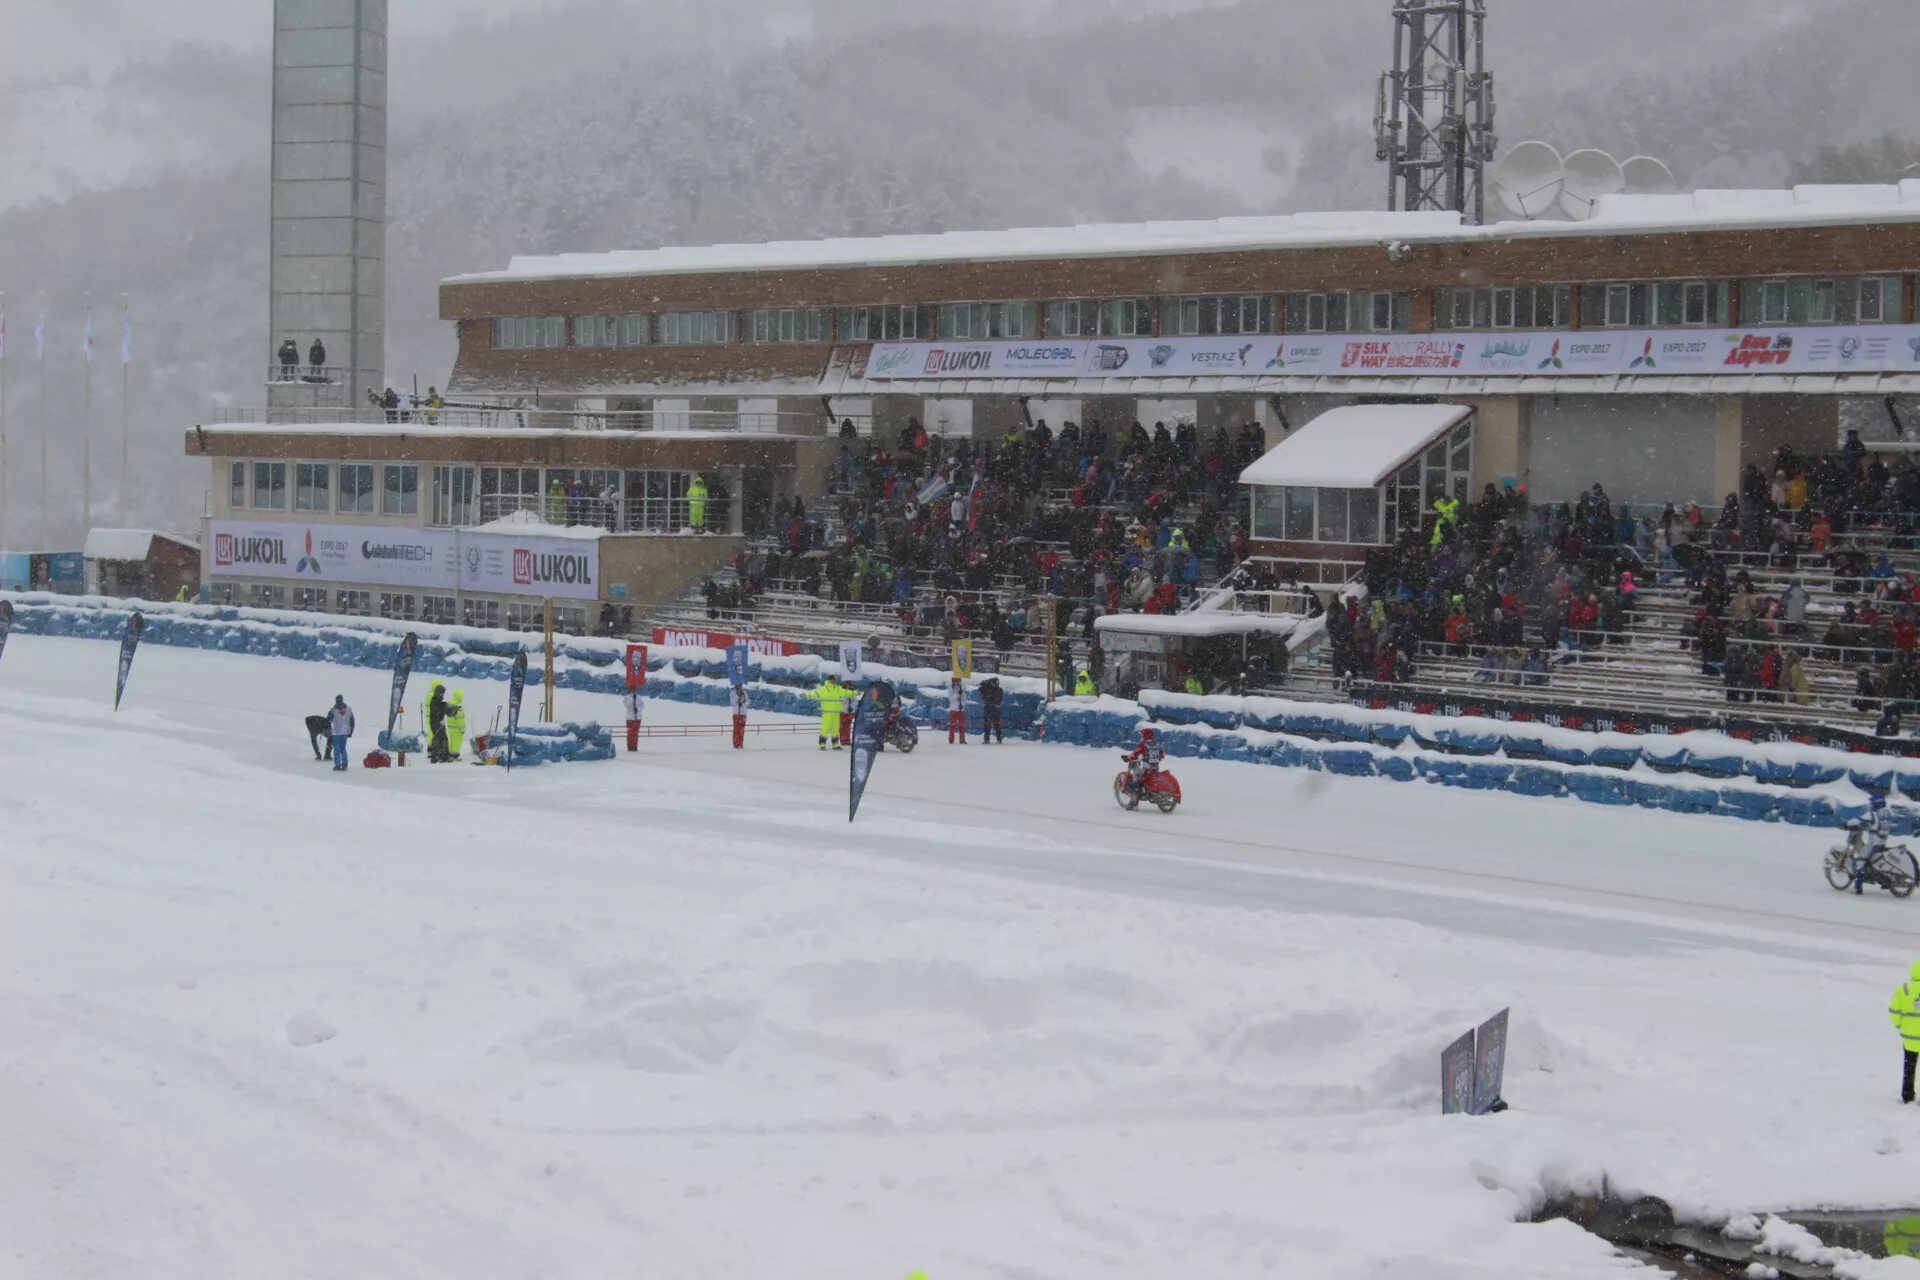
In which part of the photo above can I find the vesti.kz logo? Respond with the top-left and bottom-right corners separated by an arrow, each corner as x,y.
294,529 -> 322,575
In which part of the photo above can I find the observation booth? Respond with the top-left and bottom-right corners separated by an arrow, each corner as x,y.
1092,611 -> 1302,696
1239,403 -> 1476,583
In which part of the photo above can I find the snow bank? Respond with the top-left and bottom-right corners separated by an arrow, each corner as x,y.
5,594 -> 1901,830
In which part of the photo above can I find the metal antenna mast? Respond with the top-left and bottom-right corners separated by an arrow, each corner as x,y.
1375,0 -> 1497,222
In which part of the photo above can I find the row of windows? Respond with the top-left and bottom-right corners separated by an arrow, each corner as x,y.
231,461 -> 418,515
211,583 -> 584,634
490,274 -> 1916,349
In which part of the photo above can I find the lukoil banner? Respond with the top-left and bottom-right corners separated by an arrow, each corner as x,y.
208,521 -> 601,599
458,533 -> 599,600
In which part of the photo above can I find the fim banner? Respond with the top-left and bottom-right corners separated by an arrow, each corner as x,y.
387,632 -> 418,737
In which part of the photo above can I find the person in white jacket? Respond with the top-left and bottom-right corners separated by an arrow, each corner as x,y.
327,695 -> 355,772
947,677 -> 968,745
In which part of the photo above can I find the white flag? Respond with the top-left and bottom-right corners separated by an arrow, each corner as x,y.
82,308 -> 93,365
33,308 -> 45,362
120,302 -> 132,364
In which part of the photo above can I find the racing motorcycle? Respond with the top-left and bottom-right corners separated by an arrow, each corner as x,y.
1114,760 -> 1182,813
1823,825 -> 1918,897
883,714 -> 919,754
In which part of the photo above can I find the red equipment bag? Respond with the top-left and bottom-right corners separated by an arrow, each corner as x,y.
362,749 -> 392,769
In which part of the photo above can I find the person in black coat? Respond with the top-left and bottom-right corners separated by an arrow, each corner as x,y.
278,338 -> 299,377
308,338 -> 327,374
978,677 -> 1005,744
427,684 -> 453,763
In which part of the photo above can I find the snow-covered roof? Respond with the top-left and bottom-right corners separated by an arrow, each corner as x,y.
469,512 -> 606,541
1239,404 -> 1473,490
82,528 -> 197,561
446,182 -> 1920,284
194,422 -> 815,442
1093,612 -> 1301,639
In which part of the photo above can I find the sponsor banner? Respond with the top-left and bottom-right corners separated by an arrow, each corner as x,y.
114,611 -> 144,711
625,643 -> 648,690
852,324 -> 1920,381
210,521 -> 456,589
650,626 -> 801,657
1472,1008 -> 1510,1116
386,632 -> 418,737
458,533 -> 599,601
725,642 -> 751,687
506,650 -> 528,770
848,688 -> 884,822
1440,1029 -> 1476,1116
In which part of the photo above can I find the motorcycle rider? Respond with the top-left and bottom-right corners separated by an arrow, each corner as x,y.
869,678 -> 899,751
1121,726 -> 1164,798
1851,793 -> 1893,894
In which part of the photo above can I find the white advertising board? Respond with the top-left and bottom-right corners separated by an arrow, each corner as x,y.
859,324 -> 1920,381
209,521 -> 601,601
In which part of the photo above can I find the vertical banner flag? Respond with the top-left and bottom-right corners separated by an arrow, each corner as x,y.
1440,1028 -> 1476,1116
725,642 -> 750,688
950,638 -> 972,679
848,688 -> 884,822
624,642 -> 648,691
839,640 -> 863,677
1471,1008 -> 1510,1116
120,300 -> 132,364
82,305 -> 93,365
506,649 -> 529,770
0,600 -> 13,663
386,631 -> 418,737
113,610 -> 144,710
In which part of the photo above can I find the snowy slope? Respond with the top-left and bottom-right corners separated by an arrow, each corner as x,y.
2,634 -> 1919,1279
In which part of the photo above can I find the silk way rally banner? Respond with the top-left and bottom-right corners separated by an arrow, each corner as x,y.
857,323 -> 1920,381
114,611 -> 144,710
208,522 -> 600,600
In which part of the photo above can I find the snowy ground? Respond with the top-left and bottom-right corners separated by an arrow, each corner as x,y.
3,634 -> 1919,1279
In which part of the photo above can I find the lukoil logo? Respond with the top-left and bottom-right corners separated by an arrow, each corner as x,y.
922,347 -> 993,375
514,549 -> 594,587
214,531 -> 288,568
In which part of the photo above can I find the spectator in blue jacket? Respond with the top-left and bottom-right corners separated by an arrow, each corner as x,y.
327,695 -> 355,771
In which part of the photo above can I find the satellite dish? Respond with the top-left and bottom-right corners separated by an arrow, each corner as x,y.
1492,142 -> 1566,220
1561,148 -> 1626,219
1622,155 -> 1679,195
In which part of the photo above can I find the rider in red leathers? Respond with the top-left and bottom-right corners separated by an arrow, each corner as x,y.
1122,727 -> 1164,797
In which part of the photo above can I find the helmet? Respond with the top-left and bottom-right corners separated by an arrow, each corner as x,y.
1872,793 -> 1889,811
1139,727 -> 1156,741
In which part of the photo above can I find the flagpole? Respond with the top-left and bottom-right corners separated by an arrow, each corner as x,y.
81,292 -> 92,543
37,297 -> 47,552
120,294 -> 130,525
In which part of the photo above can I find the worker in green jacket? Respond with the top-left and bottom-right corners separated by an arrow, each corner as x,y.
1890,957 -> 1920,1103
1430,495 -> 1460,549
806,676 -> 849,750
174,584 -> 190,602
1184,671 -> 1205,696
546,477 -> 566,524
446,689 -> 468,759
1073,669 -> 1096,696
687,474 -> 710,532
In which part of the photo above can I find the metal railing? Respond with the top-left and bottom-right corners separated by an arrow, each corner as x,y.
473,493 -> 734,534
266,363 -> 350,387
212,403 -> 844,435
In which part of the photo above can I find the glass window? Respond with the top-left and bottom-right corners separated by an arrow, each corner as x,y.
295,462 -> 330,512
620,313 -> 651,345
1371,292 -> 1393,332
1349,489 -> 1380,544
291,586 -> 326,612
431,465 -> 475,527
228,461 -> 246,509
1282,487 -> 1315,540
1315,488 -> 1349,543
249,584 -> 286,610
1044,300 -> 1086,337
420,595 -> 456,626
339,463 -> 374,514
1251,487 -> 1285,540
252,461 -> 286,510
1096,298 -> 1151,336
382,464 -> 418,516
335,589 -> 370,616
378,592 -> 416,620
747,307 -> 827,343
837,305 -> 920,341
659,310 -> 733,345
1810,278 -> 1836,323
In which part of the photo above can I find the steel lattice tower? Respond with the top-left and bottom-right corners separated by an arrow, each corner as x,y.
1375,1 -> 1498,223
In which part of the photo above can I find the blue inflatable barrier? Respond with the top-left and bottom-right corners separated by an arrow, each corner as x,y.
1319,747 -> 1379,777
1508,765 -> 1566,797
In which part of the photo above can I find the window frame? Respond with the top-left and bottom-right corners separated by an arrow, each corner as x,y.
382,463 -> 419,517
294,461 -> 331,513
338,462 -> 375,515
252,461 -> 287,511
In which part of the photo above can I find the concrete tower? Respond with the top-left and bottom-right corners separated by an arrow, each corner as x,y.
268,0 -> 386,417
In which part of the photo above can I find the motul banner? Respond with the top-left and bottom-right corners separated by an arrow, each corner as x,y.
650,626 -> 800,657
857,323 -> 1920,381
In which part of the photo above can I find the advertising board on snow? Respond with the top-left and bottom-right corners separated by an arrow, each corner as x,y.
650,626 -> 801,657
858,324 -> 1920,381
208,521 -> 601,600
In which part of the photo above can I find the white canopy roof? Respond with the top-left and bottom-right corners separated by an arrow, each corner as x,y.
1093,612 -> 1300,639
1238,404 -> 1473,490
82,528 -> 196,561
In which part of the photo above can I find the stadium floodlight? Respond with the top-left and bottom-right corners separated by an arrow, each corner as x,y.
1492,142 -> 1565,220
1560,148 -> 1626,220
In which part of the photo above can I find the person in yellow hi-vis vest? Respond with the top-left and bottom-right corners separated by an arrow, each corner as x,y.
546,477 -> 566,524
1890,956 -> 1920,1104
687,474 -> 710,532
806,675 -> 849,750
446,689 -> 468,759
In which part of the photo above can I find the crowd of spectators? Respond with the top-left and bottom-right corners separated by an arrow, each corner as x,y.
709,415 -> 1265,663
